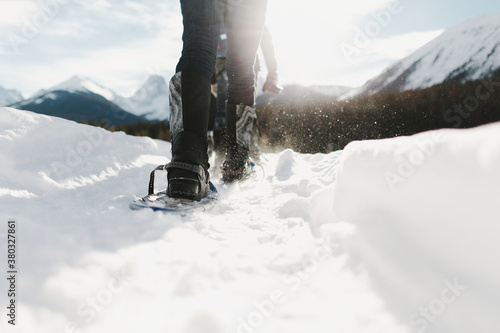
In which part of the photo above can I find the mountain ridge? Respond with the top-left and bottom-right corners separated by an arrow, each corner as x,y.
347,13 -> 500,97
10,86 -> 144,126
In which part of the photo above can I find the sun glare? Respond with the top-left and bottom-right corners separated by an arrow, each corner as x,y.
265,0 -> 393,86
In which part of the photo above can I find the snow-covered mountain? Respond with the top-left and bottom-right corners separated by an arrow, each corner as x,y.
42,75 -> 119,100
354,14 -> 500,96
0,84 -> 23,106
11,76 -> 144,126
18,74 -> 170,122
1,106 -> 499,332
113,75 -> 169,121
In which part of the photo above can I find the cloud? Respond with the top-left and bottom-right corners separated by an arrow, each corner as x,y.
0,0 -> 177,56
271,22 -> 442,88
0,0 -> 182,95
263,0 -> 446,87
337,30 -> 444,86
0,0 -> 444,95
367,30 -> 444,61
264,0 -> 395,86
267,0 -> 392,22
0,1 -> 39,26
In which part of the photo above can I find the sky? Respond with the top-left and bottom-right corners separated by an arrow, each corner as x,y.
0,0 -> 500,98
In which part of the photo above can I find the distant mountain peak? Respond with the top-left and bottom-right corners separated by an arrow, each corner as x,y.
15,74 -> 169,122
0,84 -> 23,107
145,74 -> 166,85
47,75 -> 117,101
355,13 -> 500,96
112,75 -> 169,121
10,75 -> 143,126
132,75 -> 168,100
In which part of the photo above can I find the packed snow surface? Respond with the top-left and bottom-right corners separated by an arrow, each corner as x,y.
1,107 -> 499,332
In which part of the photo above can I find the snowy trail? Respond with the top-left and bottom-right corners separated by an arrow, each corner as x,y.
1,107 -> 499,332
0,108 -> 401,333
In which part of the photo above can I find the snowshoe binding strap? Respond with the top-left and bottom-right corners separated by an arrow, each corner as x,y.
148,164 -> 167,195
147,162 -> 208,195
166,161 -> 206,179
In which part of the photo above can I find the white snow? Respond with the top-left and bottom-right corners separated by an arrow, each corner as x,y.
400,14 -> 500,89
1,107 -> 499,332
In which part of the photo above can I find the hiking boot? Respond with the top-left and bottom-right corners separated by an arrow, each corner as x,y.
167,131 -> 210,200
222,102 -> 259,182
221,144 -> 252,182
167,71 -> 211,200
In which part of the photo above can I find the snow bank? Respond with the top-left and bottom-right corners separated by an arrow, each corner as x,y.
0,108 -> 404,333
319,123 -> 500,332
1,107 -> 499,333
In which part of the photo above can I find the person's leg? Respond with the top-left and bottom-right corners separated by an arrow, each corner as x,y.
167,0 -> 223,199
222,0 -> 267,181
225,0 -> 267,106
176,0 -> 222,81
215,60 -> 228,132
214,58 -> 228,154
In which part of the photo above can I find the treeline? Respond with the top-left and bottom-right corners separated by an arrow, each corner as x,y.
83,75 -> 500,154
258,75 -> 500,153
